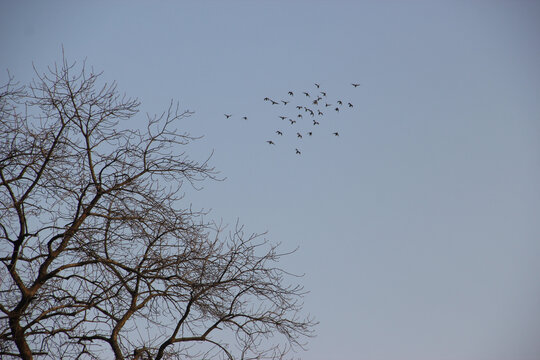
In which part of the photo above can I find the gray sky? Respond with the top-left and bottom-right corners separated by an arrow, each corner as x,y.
2,1 -> 540,359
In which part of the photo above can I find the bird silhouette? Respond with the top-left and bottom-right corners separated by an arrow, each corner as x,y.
279,116 -> 287,120
321,91 -> 327,97
309,110 -> 314,117
297,114 -> 303,118
312,99 -> 319,105
325,103 -> 332,107
335,107 -> 339,112
308,131 -> 313,136
267,140 -> 275,145
297,132 -> 302,138
303,92 -> 310,97
352,83 -> 360,87
242,116 -> 247,120
315,83 -> 320,88
296,105 -> 303,110
348,102 -> 353,107
296,148 -> 301,154
270,100 -> 278,105
318,110 -> 323,116
276,130 -> 283,136
281,100 -> 289,105
333,132 -> 339,136
224,114 -> 232,118
313,120 -> 320,125
263,97 -> 270,101
288,91 -> 294,96
337,100 -> 343,105
290,119 -> 297,124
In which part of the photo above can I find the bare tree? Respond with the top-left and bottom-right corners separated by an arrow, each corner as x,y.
0,57 -> 315,359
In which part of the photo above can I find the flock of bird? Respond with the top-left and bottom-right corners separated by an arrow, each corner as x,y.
224,82 -> 361,155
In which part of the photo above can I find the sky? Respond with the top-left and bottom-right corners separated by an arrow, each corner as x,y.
2,1 -> 540,359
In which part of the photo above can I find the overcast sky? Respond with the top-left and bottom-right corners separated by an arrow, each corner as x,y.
2,1 -> 540,359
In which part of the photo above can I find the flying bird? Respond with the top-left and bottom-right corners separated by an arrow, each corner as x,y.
276,130 -> 283,135
281,100 -> 289,105
313,120 -> 320,125
296,148 -> 301,154
263,97 -> 270,101
270,100 -> 278,105
242,116 -> 247,120
315,83 -> 320,88
325,103 -> 332,107
296,105 -> 303,109
288,91 -> 294,96
348,102 -> 353,107
279,116 -> 287,120
303,92 -> 310,97
335,107 -> 339,112
224,114 -> 232,118
318,110 -> 323,116
333,132 -> 339,136
312,99 -> 319,105
289,119 -> 297,124
337,100 -> 343,105
297,132 -> 302,138
321,91 -> 327,97
297,114 -> 303,118
267,140 -> 275,145
308,131 -> 313,136
352,83 -> 361,87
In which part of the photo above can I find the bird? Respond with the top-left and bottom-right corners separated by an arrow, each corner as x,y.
270,100 -> 278,105
312,99 -> 319,105
297,132 -> 303,138
309,110 -> 314,117
352,83 -> 361,87
333,132 -> 339,136
295,148 -> 301,154
335,107 -> 339,112
348,102 -> 353,107
325,103 -> 332,107
296,105 -> 303,110
289,119 -> 297,124
318,110 -> 323,116
321,91 -> 327,97
224,114 -> 232,118
242,116 -> 247,120
308,131 -> 313,136
303,92 -> 310,97
337,100 -> 343,105
288,91 -> 294,96
276,130 -> 283,135
281,100 -> 289,105
263,97 -> 270,101
297,114 -> 303,118
313,120 -> 320,125
267,140 -> 275,145
279,116 -> 287,120
315,83 -> 320,88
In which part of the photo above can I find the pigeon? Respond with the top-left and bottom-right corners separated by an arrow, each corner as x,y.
270,100 -> 278,105
318,110 -> 323,116
313,99 -> 319,105
352,83 -> 361,87
224,114 -> 232,119
308,131 -> 313,136
267,140 -> 275,145
333,132 -> 339,136
296,148 -> 301,154
313,120 -> 320,125
288,91 -> 294,96
296,105 -> 303,110
290,119 -> 297,124
321,91 -> 327,97
297,114 -> 303,118
242,116 -> 248,120
348,102 -> 353,107
325,103 -> 332,107
315,83 -> 320,88
281,100 -> 289,105
337,100 -> 343,105
276,131 -> 283,136
279,116 -> 287,120
303,92 -> 310,97
263,97 -> 270,101
297,132 -> 303,138
335,107 -> 339,112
